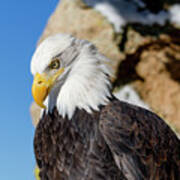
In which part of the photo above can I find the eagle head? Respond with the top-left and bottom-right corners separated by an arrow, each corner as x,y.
31,34 -> 112,119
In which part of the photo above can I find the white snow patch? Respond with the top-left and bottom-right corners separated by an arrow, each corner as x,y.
94,2 -> 125,32
169,4 -> 180,26
133,0 -> 145,8
114,85 -> 150,110
83,0 -> 180,32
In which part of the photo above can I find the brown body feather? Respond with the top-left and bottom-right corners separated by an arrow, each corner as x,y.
34,98 -> 180,180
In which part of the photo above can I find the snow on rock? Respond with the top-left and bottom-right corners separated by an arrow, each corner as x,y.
114,85 -> 150,110
169,4 -> 180,26
83,0 -> 180,32
133,0 -> 145,8
93,2 -> 125,32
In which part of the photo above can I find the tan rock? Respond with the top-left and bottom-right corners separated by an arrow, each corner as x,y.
115,30 -> 180,135
30,102 -> 41,127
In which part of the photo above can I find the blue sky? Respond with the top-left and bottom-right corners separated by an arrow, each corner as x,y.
0,0 -> 59,179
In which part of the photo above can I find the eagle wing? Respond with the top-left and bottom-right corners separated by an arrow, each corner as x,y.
99,99 -> 180,180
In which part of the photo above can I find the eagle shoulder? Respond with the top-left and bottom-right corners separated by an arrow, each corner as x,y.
99,99 -> 180,180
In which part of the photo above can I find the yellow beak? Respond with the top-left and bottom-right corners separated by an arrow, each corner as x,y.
32,68 -> 64,108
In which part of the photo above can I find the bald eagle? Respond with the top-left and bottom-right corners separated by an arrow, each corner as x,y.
31,34 -> 180,180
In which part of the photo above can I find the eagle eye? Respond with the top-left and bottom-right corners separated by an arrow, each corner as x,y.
49,59 -> 60,69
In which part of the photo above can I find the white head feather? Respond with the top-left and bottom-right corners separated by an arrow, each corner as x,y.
31,34 -> 112,119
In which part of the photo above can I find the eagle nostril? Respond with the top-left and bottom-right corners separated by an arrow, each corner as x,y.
38,80 -> 43,85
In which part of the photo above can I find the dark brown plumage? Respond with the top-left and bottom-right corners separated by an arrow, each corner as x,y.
34,97 -> 180,180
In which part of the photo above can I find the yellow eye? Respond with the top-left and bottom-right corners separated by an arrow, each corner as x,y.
49,59 -> 60,69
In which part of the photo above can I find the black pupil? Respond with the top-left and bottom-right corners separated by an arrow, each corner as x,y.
52,61 -> 59,68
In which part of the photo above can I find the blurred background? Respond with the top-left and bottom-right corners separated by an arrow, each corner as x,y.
0,0 -> 180,180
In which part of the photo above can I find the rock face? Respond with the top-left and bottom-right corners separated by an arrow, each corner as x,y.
135,34 -> 180,132
30,102 -> 41,127
115,28 -> 180,134
31,0 -> 180,136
